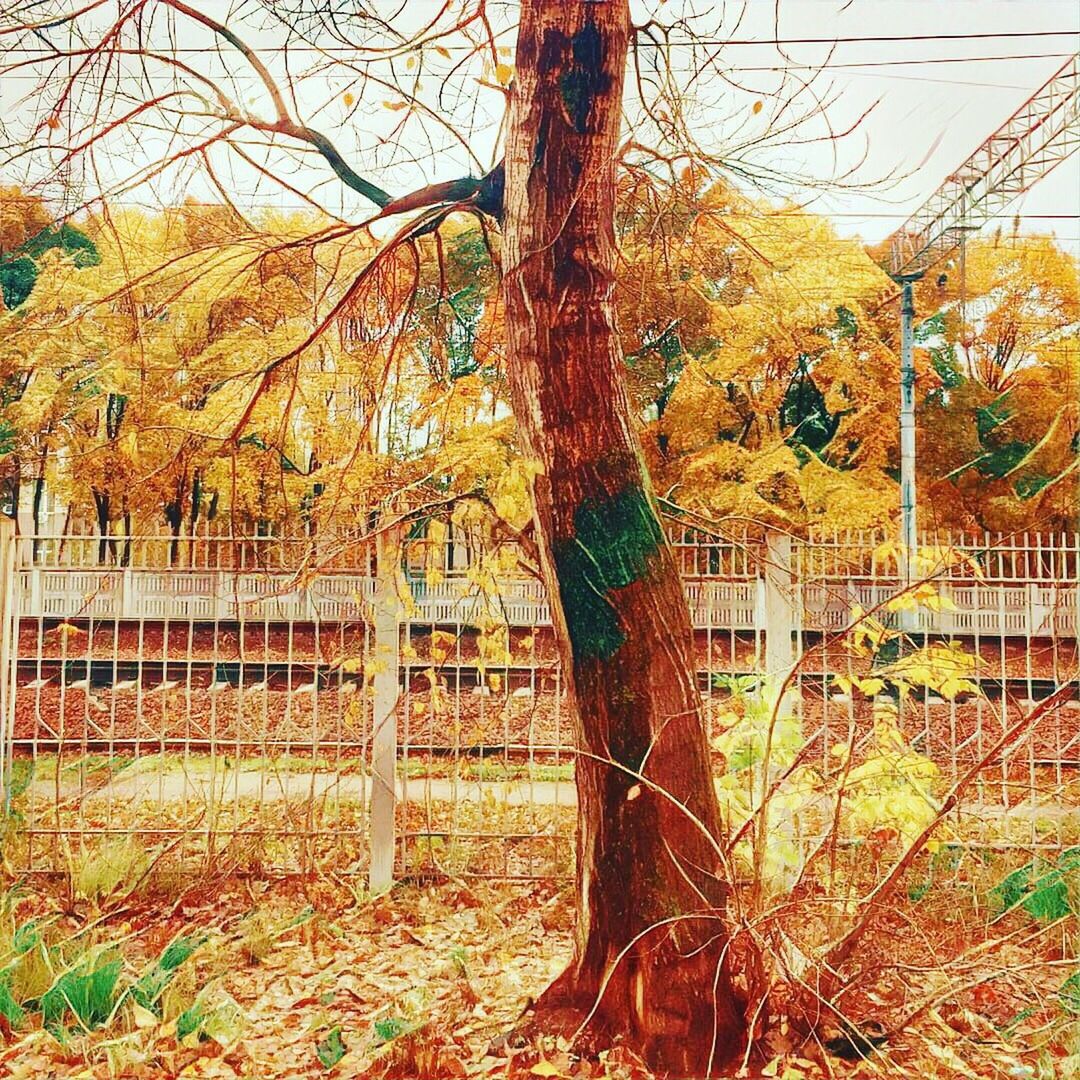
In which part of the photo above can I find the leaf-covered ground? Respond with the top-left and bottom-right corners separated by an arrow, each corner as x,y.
0,871 -> 1075,1079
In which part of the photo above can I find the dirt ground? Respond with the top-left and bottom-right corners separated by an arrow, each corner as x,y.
0,868 -> 1076,1080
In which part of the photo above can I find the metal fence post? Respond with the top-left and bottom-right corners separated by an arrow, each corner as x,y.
121,566 -> 134,619
0,520 -> 16,810
369,527 -> 401,895
29,565 -> 41,617
762,531 -> 797,693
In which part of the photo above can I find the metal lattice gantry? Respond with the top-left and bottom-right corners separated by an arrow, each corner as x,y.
878,51 -> 1080,581
886,52 -> 1080,279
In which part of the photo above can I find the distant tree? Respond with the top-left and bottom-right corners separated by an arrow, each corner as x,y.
914,235 -> 1079,532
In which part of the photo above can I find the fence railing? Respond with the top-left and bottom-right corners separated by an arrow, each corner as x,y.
13,567 -> 1077,636
20,525 -> 1080,578
1,523 -> 1077,884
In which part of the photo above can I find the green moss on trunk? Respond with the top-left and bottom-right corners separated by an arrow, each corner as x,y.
552,484 -> 663,662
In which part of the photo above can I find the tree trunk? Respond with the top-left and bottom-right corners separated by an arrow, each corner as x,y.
32,464 -> 45,565
189,469 -> 203,568
164,501 -> 182,567
502,3 -> 746,1073
121,507 -> 132,568
92,489 -> 111,564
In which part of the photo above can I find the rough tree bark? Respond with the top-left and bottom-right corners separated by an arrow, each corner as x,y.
501,2 -> 746,1073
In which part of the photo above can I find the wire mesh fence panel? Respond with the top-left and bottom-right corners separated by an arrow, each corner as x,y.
4,532 -> 379,879
793,529 -> 1080,854
394,525 -> 572,880
0,525 -> 1076,880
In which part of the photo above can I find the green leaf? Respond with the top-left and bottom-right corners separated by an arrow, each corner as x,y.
199,997 -> 244,1047
174,989 -> 243,1047
908,879 -> 932,903
274,906 -> 316,936
1014,473 -> 1051,500
158,934 -> 204,972
780,367 -> 838,455
975,396 -> 1013,439
1059,971 -> 1080,1015
22,223 -> 101,268
929,346 -> 964,392
0,978 -> 25,1027
41,955 -> 123,1032
913,310 -> 945,344
1022,873 -> 1072,922
835,305 -> 859,339
988,848 -> 1080,923
374,1016 -> 409,1044
130,933 -> 204,1010
449,945 -> 469,976
975,441 -> 1030,479
12,918 -> 43,956
726,742 -> 760,773
0,256 -> 37,309
175,1001 -> 204,1042
987,863 -> 1032,917
316,1026 -> 347,1069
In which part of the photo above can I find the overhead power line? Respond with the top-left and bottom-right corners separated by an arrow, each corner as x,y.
2,52 -> 1075,79
5,29 -> 1080,54
720,53 -> 1075,70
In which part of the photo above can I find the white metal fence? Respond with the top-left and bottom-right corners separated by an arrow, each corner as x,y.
0,521 -> 1077,881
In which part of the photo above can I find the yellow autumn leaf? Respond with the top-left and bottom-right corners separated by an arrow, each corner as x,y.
495,63 -> 514,86
921,1039 -> 979,1079
530,1062 -> 565,1079
427,519 -> 447,550
131,1001 -> 158,1029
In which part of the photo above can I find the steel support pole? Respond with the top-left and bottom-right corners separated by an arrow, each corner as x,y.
898,277 -> 920,596
369,527 -> 401,895
0,519 -> 15,814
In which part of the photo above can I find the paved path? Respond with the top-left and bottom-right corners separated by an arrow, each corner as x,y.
33,763 -> 1074,828
37,764 -> 578,807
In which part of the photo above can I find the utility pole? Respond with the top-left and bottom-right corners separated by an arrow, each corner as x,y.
879,52 -> 1079,586
897,274 -> 921,594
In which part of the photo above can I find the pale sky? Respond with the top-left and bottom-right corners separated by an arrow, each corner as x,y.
724,1 -> 1080,249
1,1 -> 1077,254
